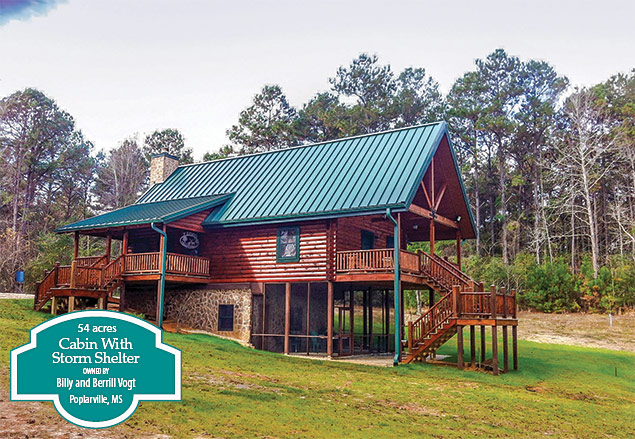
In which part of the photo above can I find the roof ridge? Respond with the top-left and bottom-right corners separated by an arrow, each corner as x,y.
180,121 -> 446,169
135,193 -> 226,205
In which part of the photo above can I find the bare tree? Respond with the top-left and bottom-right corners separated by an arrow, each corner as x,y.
555,89 -> 616,277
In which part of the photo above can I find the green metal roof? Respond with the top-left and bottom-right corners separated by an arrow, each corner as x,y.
56,194 -> 230,232
142,122 -> 449,222
58,122 -> 476,235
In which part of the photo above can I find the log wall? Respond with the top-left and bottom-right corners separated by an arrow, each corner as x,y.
201,220 -> 329,282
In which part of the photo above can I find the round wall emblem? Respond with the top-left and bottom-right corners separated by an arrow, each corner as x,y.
179,231 -> 200,249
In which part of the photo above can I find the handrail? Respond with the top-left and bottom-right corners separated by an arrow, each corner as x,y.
336,249 -> 394,272
431,253 -> 474,284
407,291 -> 454,351
419,250 -> 472,291
76,255 -> 107,267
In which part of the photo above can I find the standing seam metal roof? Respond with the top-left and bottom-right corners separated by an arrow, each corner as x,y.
58,122 -> 476,233
138,122 -> 448,224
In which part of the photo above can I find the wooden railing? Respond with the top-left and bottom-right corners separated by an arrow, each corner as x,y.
76,255 -> 107,267
58,266 -> 71,285
419,251 -> 476,291
406,285 -> 517,355
400,250 -> 420,273
73,265 -> 102,288
35,265 -> 58,309
407,291 -> 454,351
336,249 -> 394,272
35,252 -> 211,311
166,253 -> 210,277
124,252 -> 160,273
102,256 -> 124,285
459,286 -> 516,319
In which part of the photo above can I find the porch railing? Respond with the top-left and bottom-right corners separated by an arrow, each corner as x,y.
336,249 -> 394,272
124,252 -> 160,274
166,253 -> 210,277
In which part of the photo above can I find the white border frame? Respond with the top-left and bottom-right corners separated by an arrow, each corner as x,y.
10,310 -> 182,429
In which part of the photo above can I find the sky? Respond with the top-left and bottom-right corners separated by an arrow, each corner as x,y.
1,0 -> 634,159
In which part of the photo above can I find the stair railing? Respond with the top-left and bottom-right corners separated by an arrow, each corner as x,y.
407,290 -> 454,352
419,250 -> 475,291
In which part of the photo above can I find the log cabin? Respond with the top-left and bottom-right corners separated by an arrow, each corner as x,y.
35,122 -> 518,372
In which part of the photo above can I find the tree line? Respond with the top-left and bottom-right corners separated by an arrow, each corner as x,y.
1,49 -> 633,311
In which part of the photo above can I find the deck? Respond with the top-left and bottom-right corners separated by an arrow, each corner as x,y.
34,252 -> 211,311
335,248 -> 474,291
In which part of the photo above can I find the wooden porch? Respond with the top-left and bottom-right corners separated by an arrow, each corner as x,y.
335,248 -> 474,292
34,252 -> 211,312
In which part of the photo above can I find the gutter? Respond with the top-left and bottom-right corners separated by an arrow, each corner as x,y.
150,222 -> 167,329
385,208 -> 401,366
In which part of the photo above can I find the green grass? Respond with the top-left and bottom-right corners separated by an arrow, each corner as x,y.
2,299 -> 634,438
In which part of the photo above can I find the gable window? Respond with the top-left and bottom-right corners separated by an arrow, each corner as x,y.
361,230 -> 375,250
218,304 -> 234,331
277,227 -> 300,262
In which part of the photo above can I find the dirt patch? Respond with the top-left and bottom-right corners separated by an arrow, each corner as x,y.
0,368 -> 165,438
517,311 -> 635,352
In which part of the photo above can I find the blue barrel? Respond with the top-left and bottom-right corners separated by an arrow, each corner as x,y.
16,270 -> 25,283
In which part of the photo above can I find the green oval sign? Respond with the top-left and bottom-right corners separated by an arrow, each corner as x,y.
11,310 -> 182,428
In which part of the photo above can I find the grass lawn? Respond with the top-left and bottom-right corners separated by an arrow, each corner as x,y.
1,299 -> 634,438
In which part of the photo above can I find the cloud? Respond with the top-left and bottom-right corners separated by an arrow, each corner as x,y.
0,0 -> 67,26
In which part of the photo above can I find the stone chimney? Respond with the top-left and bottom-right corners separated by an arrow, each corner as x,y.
149,151 -> 179,185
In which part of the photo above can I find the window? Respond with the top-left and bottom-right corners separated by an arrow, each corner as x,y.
277,227 -> 300,262
361,230 -> 375,250
218,304 -> 234,331
386,236 -> 394,248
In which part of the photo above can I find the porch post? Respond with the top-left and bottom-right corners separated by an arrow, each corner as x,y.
284,282 -> 291,355
429,288 -> 435,308
73,231 -> 79,260
457,325 -> 464,369
456,230 -> 462,270
105,233 -> 112,263
429,219 -> 435,256
327,281 -> 333,358
122,230 -> 129,273
119,284 -> 126,312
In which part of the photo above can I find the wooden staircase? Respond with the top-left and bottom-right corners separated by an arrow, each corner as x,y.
34,255 -> 124,311
403,291 -> 457,363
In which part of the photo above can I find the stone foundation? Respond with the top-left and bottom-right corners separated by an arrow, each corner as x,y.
125,285 -> 252,343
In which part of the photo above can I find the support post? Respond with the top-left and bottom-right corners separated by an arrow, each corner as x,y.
150,222 -> 167,328
480,325 -> 486,364
119,284 -> 126,312
456,230 -> 462,270
502,325 -> 509,373
368,288 -> 373,352
457,325 -> 464,369
68,296 -> 75,313
98,296 -> 106,310
470,325 -> 476,366
429,219 -> 435,256
73,231 -> 79,260
363,288 -> 368,350
386,208 -> 401,366
429,288 -> 434,308
51,296 -> 58,316
105,233 -> 112,263
284,282 -> 291,355
512,325 -> 518,370
70,260 -> 77,288
327,281 -> 334,358
452,285 -> 460,317
492,325 -> 499,376
122,230 -> 129,272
